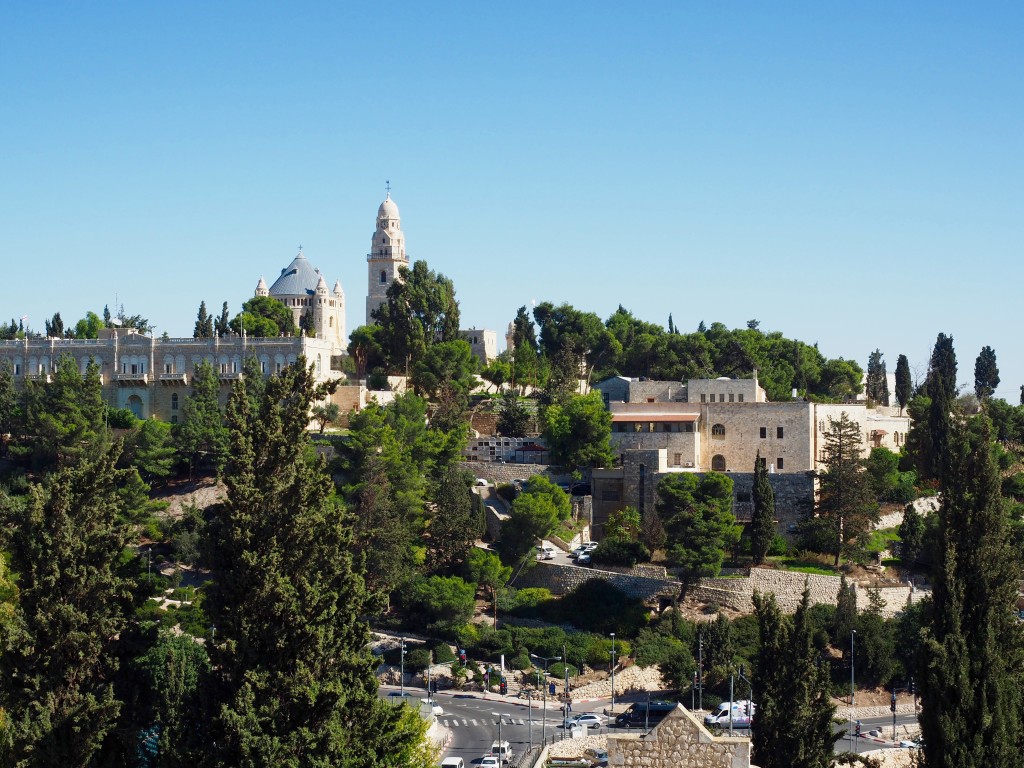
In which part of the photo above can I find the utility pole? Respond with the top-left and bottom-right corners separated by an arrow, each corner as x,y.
729,674 -> 734,736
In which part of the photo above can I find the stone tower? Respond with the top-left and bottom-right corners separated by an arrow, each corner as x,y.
258,249 -> 345,351
366,192 -> 408,325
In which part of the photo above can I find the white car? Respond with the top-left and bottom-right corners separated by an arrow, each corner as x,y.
421,698 -> 443,715
571,542 -> 598,559
564,713 -> 604,730
479,757 -> 501,768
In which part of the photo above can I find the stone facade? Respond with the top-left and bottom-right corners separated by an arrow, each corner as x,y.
591,450 -> 814,540
607,705 -> 750,768
0,328 -> 339,422
459,327 -> 497,364
512,561 -> 680,602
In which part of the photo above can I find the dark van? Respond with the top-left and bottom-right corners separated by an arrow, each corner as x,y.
614,700 -> 678,728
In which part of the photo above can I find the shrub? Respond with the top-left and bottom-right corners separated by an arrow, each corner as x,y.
768,534 -> 788,557
509,652 -> 532,671
106,407 -> 139,429
406,648 -> 432,672
431,641 -> 456,664
396,575 -> 476,636
590,537 -> 650,567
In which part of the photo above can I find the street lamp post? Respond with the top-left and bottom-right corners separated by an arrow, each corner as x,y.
491,716 -> 507,765
527,689 -> 534,752
850,629 -> 857,752
400,638 -> 408,699
610,633 -> 617,714
530,653 -> 561,747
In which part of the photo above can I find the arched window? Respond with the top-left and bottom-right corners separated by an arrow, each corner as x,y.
712,454 -> 726,471
711,423 -> 726,437
127,395 -> 143,419
380,270 -> 387,284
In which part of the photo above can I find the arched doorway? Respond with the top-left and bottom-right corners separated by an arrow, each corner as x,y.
127,395 -> 143,419
711,454 -> 726,472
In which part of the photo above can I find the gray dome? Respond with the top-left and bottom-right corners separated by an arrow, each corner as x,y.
269,251 -> 322,296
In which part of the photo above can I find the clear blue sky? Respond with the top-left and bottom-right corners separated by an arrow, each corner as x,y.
2,3 -> 1022,399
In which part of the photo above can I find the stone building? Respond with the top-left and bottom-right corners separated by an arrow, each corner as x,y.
255,247 -> 345,350
589,374 -> 910,540
0,327 -> 340,422
459,327 -> 497,365
606,705 -> 750,768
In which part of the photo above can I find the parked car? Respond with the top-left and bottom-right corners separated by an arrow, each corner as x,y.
440,758 -> 465,768
536,544 -> 556,561
583,747 -> 609,766
564,713 -> 604,730
576,552 -> 592,565
479,756 -> 501,768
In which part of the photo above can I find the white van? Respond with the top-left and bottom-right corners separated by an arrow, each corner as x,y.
440,758 -> 464,768
491,741 -> 514,762
703,700 -> 756,728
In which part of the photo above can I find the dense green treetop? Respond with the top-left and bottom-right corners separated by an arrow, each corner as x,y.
655,472 -> 739,579
229,295 -> 297,338
540,392 -> 613,473
373,259 -> 461,373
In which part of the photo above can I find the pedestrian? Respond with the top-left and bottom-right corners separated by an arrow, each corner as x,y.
567,699 -> 573,712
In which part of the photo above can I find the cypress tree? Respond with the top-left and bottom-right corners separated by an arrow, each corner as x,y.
193,301 -> 213,339
865,349 -> 889,405
750,451 -> 776,565
832,574 -> 857,659
352,455 -> 414,602
202,359 -> 428,767
928,333 -> 958,404
0,444 -> 140,766
214,301 -> 231,337
919,415 -> 1024,767
974,345 -> 999,403
753,588 -> 839,768
894,354 -> 912,414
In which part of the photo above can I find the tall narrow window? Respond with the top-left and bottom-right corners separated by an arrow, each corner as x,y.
380,270 -> 387,284
760,427 -> 767,439
776,457 -> 784,470
171,393 -> 178,411
777,426 -> 784,439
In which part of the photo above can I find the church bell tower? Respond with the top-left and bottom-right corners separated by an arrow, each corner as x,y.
366,184 -> 408,325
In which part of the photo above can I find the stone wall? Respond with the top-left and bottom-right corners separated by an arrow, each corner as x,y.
687,568 -> 918,618
462,460 -> 551,486
517,561 -> 919,619
607,706 -> 750,768
513,561 -> 679,602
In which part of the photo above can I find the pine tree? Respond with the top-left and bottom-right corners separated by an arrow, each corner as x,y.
496,390 -> 530,437
0,360 -> 16,457
202,359 -> 427,766
352,455 -> 414,601
753,589 -> 839,768
173,360 -> 228,473
749,451 -> 775,565
894,354 -> 912,415
427,464 -> 479,573
865,349 -> 889,405
816,413 -> 878,566
0,444 -> 140,765
974,345 -> 999,403
918,416 -> 1024,767
193,301 -> 213,339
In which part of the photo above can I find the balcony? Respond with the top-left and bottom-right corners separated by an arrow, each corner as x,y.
113,372 -> 150,384
159,373 -> 189,385
218,371 -> 242,381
